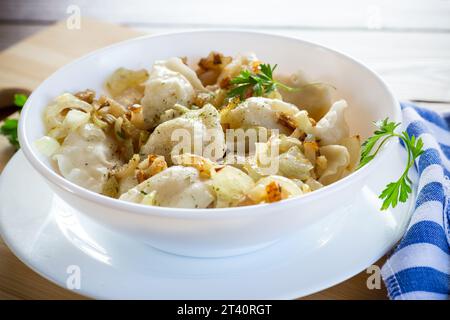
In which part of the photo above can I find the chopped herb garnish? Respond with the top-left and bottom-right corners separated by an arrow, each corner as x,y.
359,118 -> 424,210
227,63 -> 296,99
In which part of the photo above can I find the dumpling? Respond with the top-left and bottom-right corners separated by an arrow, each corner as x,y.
162,57 -> 205,91
339,135 -> 361,176
53,123 -> 118,193
244,134 -> 313,180
275,70 -> 333,120
318,145 -> 350,185
119,166 -> 215,208
222,97 -> 300,135
313,100 -> 349,146
141,57 -> 205,129
140,104 -> 226,164
217,52 -> 259,84
105,68 -> 149,107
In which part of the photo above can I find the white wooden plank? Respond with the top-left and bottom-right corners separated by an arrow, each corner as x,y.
269,29 -> 450,103
1,0 -> 450,31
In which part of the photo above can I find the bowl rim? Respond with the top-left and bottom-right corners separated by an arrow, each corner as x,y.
18,29 -> 401,219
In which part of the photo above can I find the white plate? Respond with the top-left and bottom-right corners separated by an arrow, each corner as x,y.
0,151 -> 415,299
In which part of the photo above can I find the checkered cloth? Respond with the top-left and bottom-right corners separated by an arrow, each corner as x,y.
381,102 -> 450,300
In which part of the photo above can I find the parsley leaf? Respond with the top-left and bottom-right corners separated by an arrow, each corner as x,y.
358,118 -> 400,168
0,93 -> 28,150
14,94 -> 28,108
359,118 -> 424,210
0,119 -> 19,149
227,63 -> 295,99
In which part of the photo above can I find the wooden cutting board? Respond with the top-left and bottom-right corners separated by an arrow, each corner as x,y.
0,18 -> 387,300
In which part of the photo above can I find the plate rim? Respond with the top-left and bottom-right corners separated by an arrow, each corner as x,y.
0,151 -> 415,299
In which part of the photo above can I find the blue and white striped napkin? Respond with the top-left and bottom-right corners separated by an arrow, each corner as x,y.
381,102 -> 450,300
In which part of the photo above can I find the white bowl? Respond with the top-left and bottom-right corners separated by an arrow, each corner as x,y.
19,30 -> 403,257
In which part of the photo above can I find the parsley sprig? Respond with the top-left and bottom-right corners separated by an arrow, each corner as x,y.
227,63 -> 296,99
359,118 -> 424,210
0,93 -> 28,149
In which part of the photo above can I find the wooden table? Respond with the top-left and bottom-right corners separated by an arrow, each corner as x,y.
0,16 -> 448,300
